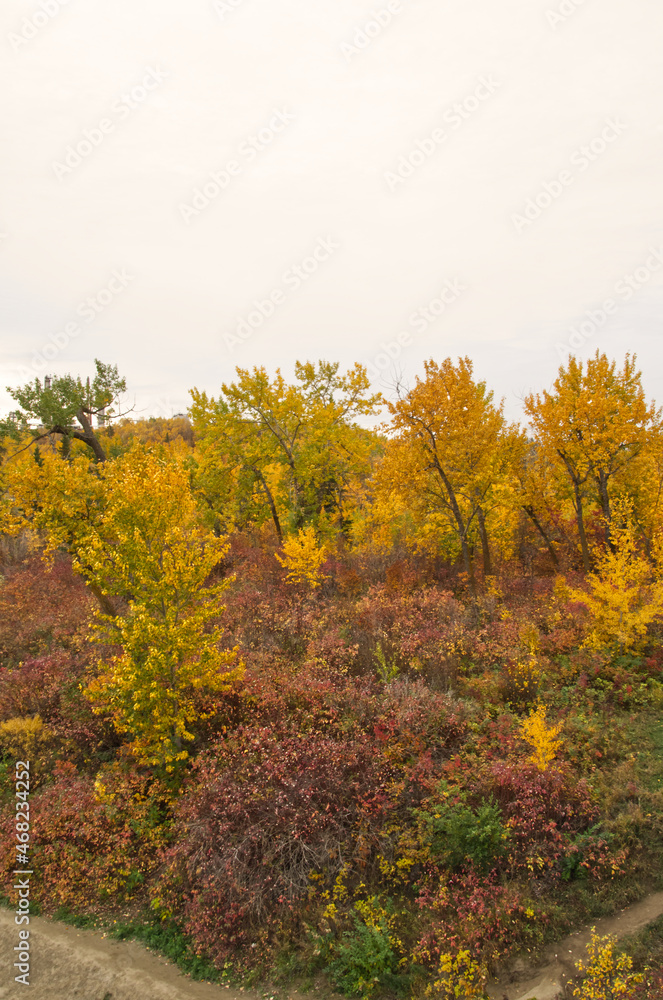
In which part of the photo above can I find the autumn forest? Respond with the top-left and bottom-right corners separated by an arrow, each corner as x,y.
1,350 -> 663,998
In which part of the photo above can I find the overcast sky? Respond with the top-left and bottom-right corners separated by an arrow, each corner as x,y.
2,0 -> 662,424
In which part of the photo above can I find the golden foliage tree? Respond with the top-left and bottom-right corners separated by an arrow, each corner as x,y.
520,704 -> 563,771
563,503 -> 663,656
510,433 -> 565,567
275,525 -> 329,588
382,358 -> 510,594
525,352 -> 659,570
1,445 -> 242,768
189,361 -> 382,542
82,448 -> 242,767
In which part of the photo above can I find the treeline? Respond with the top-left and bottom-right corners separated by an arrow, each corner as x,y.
3,351 -> 660,595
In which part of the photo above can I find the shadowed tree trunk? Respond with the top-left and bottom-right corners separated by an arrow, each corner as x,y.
522,505 -> 560,567
477,507 -> 492,577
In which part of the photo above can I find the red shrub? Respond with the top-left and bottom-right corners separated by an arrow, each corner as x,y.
0,762 -> 164,910
477,761 -> 605,878
633,969 -> 663,998
415,871 -> 536,968
0,652 -> 75,721
0,651 -> 112,758
0,555 -> 92,665
373,678 -> 468,774
157,729 -> 400,957
348,585 -> 469,681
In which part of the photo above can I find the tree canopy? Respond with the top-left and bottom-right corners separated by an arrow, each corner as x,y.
2,359 -> 127,464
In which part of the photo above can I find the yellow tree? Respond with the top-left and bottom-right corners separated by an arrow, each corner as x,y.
99,415 -> 195,459
1,445 -> 242,768
472,422 -> 528,571
525,352 -> 659,570
384,358 -> 507,595
0,445 -> 113,608
275,525 -> 329,588
510,433 -> 565,568
347,445 -> 416,557
82,448 -> 242,767
563,503 -> 663,656
618,425 -> 663,561
520,705 -> 563,771
189,361 -> 382,542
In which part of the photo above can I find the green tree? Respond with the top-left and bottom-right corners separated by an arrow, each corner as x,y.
2,359 -> 127,463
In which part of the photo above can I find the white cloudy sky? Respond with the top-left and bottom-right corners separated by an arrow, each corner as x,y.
1,0 -> 662,423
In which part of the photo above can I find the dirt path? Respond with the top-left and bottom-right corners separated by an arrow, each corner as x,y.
486,890 -> 663,1000
0,908 -> 260,1000
2,892 -> 663,1000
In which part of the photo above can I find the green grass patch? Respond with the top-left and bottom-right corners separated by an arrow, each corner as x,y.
52,906 -> 102,929
632,713 -> 663,794
108,916 -> 222,983
620,912 -> 663,972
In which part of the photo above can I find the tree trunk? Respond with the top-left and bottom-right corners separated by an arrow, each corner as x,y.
477,507 -> 492,577
596,470 -> 614,550
87,581 -> 120,617
522,505 -> 559,567
430,456 -> 477,597
572,481 -> 591,572
254,468 -> 283,543
74,408 -> 107,463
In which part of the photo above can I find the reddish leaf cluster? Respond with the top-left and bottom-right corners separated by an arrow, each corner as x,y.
158,729 -> 399,957
0,651 -> 113,760
415,871 -> 535,967
0,555 -> 92,666
0,762 -> 164,909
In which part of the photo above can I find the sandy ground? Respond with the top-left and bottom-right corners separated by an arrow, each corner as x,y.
0,909 -> 257,1000
1,891 -> 662,1000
